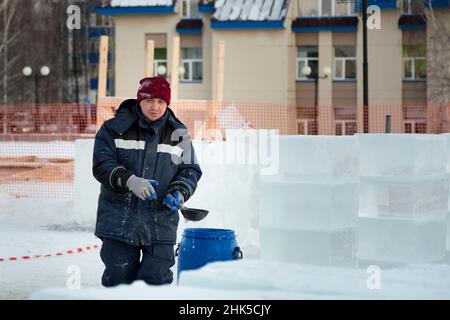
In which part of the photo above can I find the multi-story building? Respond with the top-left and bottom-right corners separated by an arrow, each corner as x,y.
96,0 -> 450,134
86,10 -> 114,102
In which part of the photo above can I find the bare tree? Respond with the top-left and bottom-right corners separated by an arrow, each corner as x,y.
423,4 -> 450,105
0,0 -> 22,103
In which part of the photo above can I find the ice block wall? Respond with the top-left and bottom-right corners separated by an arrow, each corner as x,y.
181,130 -> 264,257
74,139 -> 99,224
259,136 -> 359,266
357,134 -> 448,263
446,133 -> 450,250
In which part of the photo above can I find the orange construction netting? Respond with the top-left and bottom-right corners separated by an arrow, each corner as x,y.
0,101 -> 449,199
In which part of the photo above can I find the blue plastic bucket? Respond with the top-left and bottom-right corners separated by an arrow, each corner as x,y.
176,228 -> 243,282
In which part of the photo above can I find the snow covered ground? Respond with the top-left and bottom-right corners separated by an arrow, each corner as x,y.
0,194 -> 103,299
0,141 -> 75,159
1,194 -> 450,300
0,182 -> 73,199
2,134 -> 450,299
32,259 -> 450,300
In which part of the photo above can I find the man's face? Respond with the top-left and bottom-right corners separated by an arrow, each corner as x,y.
140,98 -> 168,121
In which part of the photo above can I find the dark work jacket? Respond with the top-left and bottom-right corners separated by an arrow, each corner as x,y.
92,99 -> 202,246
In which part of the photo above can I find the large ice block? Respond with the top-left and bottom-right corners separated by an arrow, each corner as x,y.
178,259 -> 450,299
447,213 -> 450,251
259,176 -> 358,230
357,216 -> 447,263
445,134 -> 450,249
357,134 -> 447,176
445,133 -> 450,173
359,174 -> 449,219
278,136 -> 359,182
74,139 -> 99,224
183,140 -> 260,254
260,227 -> 357,267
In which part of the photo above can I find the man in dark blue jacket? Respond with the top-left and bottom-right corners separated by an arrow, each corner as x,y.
92,76 -> 202,287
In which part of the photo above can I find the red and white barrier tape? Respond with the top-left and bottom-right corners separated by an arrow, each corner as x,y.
0,244 -> 101,263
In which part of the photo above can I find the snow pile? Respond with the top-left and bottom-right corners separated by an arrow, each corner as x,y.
218,104 -> 254,129
32,259 -> 450,300
357,134 -> 448,263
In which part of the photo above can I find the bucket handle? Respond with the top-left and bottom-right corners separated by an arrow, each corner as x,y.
233,246 -> 243,260
176,243 -> 243,260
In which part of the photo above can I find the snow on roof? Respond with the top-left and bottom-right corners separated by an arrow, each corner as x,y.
213,0 -> 290,21
110,0 -> 174,7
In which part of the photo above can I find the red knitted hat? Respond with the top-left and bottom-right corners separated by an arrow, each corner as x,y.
136,76 -> 171,106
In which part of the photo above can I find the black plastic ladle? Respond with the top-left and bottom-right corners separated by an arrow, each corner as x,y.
179,205 -> 209,222
157,199 -> 209,222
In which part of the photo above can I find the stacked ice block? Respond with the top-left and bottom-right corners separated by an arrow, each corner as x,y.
259,136 -> 359,266
357,134 -> 448,263
184,131 -> 261,257
446,133 -> 450,250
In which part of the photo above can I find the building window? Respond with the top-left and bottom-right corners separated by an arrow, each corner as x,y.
335,107 -> 357,135
89,64 -> 97,79
90,13 -> 97,27
154,48 -> 168,77
181,48 -> 202,81
96,14 -> 103,27
405,120 -> 426,133
182,0 -> 200,19
91,41 -> 99,53
297,46 -> 319,80
335,120 -> 357,135
334,45 -> 356,80
401,0 -> 423,15
403,45 -> 426,80
103,15 -> 112,27
297,119 -> 318,135
297,0 -> 356,17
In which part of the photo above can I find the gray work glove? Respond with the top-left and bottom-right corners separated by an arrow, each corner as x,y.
126,175 -> 159,201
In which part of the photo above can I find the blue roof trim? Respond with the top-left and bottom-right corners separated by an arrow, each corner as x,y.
89,27 -> 114,38
425,0 -> 450,8
292,25 -> 357,32
355,0 -> 397,11
198,3 -> 215,13
176,28 -> 203,34
88,52 -> 112,64
90,78 -> 111,90
211,20 -> 284,30
399,23 -> 426,30
96,5 -> 175,15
